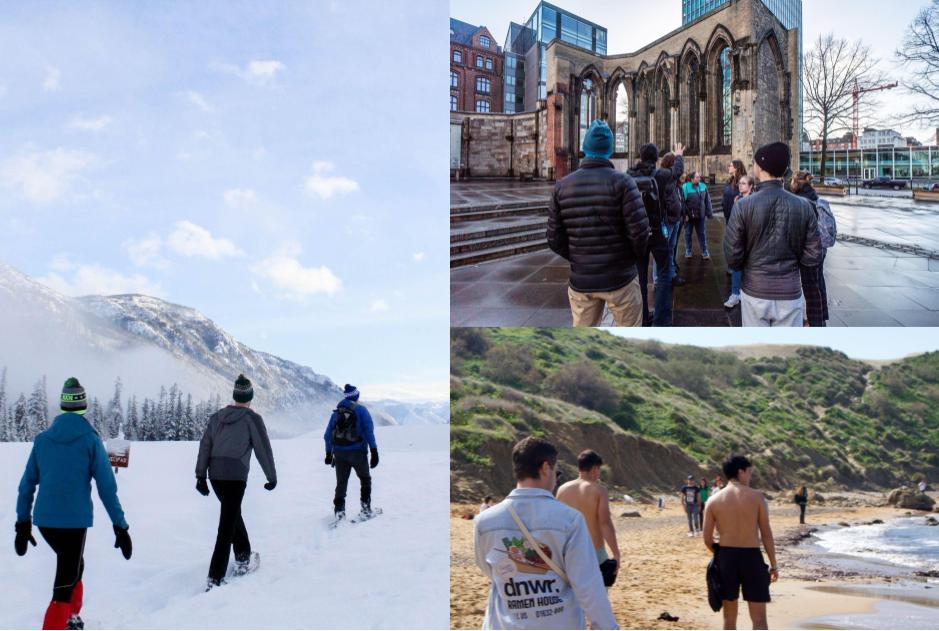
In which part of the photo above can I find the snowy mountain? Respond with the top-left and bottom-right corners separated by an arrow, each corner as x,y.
371,400 -> 450,425
0,262 -> 446,435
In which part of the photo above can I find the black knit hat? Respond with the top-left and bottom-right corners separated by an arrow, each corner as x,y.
233,374 -> 254,403
61,377 -> 87,413
754,142 -> 791,178
343,383 -> 360,401
640,143 -> 659,164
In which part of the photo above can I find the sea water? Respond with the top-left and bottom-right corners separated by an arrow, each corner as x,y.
815,516 -> 939,573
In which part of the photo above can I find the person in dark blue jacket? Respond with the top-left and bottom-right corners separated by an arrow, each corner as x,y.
324,384 -> 378,519
15,377 -> 132,631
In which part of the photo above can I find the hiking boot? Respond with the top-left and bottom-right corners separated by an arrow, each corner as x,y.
66,615 -> 84,630
205,577 -> 226,592
361,502 -> 372,517
723,294 -> 741,309
232,552 -> 252,577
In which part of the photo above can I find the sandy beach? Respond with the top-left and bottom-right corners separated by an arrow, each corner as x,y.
450,496 -> 938,629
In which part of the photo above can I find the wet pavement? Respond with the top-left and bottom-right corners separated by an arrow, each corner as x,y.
451,180 -> 554,209
450,183 -> 939,327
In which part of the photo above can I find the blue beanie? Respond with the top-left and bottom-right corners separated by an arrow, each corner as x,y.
343,384 -> 360,401
582,120 -> 614,159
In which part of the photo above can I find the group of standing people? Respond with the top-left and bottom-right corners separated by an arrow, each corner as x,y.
547,119 -> 837,327
473,436 -> 779,630
14,375 -> 378,629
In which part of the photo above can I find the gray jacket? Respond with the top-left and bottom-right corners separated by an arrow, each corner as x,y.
723,179 -> 823,301
195,405 -> 276,483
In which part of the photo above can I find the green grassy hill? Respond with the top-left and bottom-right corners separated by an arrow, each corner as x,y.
450,328 -> 939,501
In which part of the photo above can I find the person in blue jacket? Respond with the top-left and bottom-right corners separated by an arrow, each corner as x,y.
324,384 -> 378,520
15,377 -> 132,631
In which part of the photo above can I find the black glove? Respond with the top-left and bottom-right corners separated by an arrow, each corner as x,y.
325,452 -> 333,466
370,448 -> 379,469
113,525 -> 132,560
196,477 -> 210,496
264,480 -> 277,491
14,521 -> 37,557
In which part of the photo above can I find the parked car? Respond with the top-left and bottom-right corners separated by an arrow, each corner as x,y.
821,177 -> 846,187
861,176 -> 908,190
921,181 -> 939,192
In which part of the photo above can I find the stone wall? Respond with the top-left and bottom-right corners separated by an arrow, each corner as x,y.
450,108 -> 549,179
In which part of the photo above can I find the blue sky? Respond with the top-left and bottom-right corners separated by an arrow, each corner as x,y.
0,1 -> 448,401
605,328 -> 938,359
450,0 -> 936,141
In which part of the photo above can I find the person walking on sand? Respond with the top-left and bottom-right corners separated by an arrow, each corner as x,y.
195,374 -> 277,591
794,486 -> 808,525
680,475 -> 701,536
557,450 -> 621,583
703,455 -> 778,630
474,437 -> 618,629
698,477 -> 712,531
714,475 -> 725,490
16,377 -> 132,630
324,384 -> 378,522
547,120 -> 649,327
723,142 -> 822,327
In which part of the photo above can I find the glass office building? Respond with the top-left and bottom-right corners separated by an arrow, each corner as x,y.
799,146 -> 939,181
504,2 -> 607,112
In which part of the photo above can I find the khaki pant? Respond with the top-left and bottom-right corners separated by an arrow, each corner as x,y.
568,277 -> 643,327
740,291 -> 803,327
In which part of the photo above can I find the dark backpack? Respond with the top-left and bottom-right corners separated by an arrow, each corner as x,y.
812,198 -> 837,249
631,173 -> 665,231
332,404 -> 361,446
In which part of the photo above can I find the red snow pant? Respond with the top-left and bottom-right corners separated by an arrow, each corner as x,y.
38,528 -> 86,630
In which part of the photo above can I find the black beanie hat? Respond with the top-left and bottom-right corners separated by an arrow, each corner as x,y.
754,142 -> 791,178
640,143 -> 659,164
233,374 -> 254,403
61,377 -> 87,413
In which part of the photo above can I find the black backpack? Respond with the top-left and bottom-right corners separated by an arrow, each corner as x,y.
630,172 -> 665,232
332,403 -> 361,446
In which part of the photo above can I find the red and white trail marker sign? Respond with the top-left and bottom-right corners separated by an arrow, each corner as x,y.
107,439 -> 130,469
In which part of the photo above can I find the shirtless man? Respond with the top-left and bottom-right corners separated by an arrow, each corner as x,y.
557,450 -> 621,577
703,455 -> 778,630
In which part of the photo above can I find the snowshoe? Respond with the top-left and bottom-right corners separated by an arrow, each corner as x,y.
66,614 -> 84,630
205,577 -> 227,592
328,510 -> 347,530
231,551 -> 260,578
351,506 -> 383,523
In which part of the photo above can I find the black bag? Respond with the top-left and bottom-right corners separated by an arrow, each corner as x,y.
332,404 -> 361,446
706,544 -> 723,612
600,558 -> 619,587
632,174 -> 665,232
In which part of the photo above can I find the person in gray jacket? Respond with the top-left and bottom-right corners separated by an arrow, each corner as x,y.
474,436 -> 618,629
723,142 -> 823,327
195,374 -> 277,590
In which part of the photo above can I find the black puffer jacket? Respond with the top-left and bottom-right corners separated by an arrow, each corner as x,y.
547,158 -> 649,293
628,155 -> 685,226
723,179 -> 824,301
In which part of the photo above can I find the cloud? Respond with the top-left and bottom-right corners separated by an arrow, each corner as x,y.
223,188 -> 257,207
68,114 -> 112,132
42,66 -> 60,92
38,256 -> 164,297
123,233 -> 169,269
245,60 -> 285,84
0,148 -> 97,203
412,252 -> 426,262
181,90 -> 213,112
252,244 -> 341,301
304,161 -> 359,199
166,220 -> 243,259
370,299 -> 390,312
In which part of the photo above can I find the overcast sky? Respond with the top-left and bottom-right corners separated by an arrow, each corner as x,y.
450,0 -> 937,142
0,1 -> 449,401
605,328 -> 938,359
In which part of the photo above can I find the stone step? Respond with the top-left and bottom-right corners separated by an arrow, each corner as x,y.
451,199 -> 550,214
450,205 -> 549,223
450,229 -> 545,255
450,240 -> 550,268
451,217 -> 547,243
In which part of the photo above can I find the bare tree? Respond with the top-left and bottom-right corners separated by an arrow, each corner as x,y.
802,34 -> 886,177
896,0 -> 939,126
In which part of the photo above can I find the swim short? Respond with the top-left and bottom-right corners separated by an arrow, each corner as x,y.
715,546 -> 771,603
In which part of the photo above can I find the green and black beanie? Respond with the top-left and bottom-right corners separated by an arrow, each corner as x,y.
61,377 -> 87,414
233,374 -> 254,403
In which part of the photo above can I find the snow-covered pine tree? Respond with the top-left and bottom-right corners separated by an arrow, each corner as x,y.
183,393 -> 194,440
106,377 -> 124,439
12,393 -> 27,442
88,397 -> 105,437
125,395 -> 139,441
140,398 -> 152,441
0,367 -> 7,441
156,386 -> 168,441
26,376 -> 49,439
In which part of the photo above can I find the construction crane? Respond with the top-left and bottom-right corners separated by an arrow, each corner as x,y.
851,79 -> 899,149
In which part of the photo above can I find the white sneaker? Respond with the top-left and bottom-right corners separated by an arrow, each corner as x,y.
724,294 -> 741,309
687,532 -> 695,538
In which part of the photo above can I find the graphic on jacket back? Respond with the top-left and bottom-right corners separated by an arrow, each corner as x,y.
501,536 -> 553,574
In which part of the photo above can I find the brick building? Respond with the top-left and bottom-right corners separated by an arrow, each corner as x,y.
451,18 -> 504,113
451,0 -> 800,181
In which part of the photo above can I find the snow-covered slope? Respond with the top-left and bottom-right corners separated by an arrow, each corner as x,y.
0,425 -> 449,629
371,400 -> 450,425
